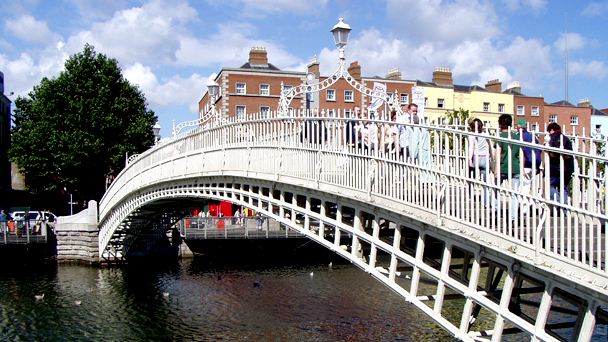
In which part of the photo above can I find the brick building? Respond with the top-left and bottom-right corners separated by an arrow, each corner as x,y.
544,99 -> 592,135
199,47 -> 593,134
503,81 -> 546,131
199,47 -> 415,120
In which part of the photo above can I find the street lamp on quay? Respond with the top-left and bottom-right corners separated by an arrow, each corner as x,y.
278,18 -> 401,116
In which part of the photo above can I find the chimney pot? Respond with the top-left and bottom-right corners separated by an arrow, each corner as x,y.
249,46 -> 268,66
432,67 -> 453,85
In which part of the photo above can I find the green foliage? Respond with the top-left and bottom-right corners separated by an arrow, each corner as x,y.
9,44 -> 157,208
441,108 -> 472,127
433,108 -> 472,150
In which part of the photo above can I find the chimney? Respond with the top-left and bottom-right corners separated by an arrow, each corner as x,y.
348,61 -> 361,80
386,68 -> 402,80
506,81 -> 521,93
578,98 -> 591,107
307,56 -> 320,78
249,46 -> 268,66
485,79 -> 502,93
432,67 -> 453,85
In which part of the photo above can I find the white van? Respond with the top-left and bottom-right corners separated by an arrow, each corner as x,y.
10,210 -> 57,222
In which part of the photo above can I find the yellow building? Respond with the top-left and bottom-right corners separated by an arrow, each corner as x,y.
417,68 -> 514,126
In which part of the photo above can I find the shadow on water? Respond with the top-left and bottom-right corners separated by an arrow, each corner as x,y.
0,239 -> 458,342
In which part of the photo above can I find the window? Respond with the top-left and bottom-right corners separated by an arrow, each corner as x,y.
549,114 -> 557,123
531,124 -> 538,132
483,102 -> 490,112
424,97 -> 428,107
437,99 -> 445,108
571,115 -> 579,125
400,93 -> 409,105
236,105 -> 246,120
498,104 -> 505,113
326,89 -> 336,101
517,105 -> 525,116
260,84 -> 270,96
236,83 -> 246,94
531,106 -> 540,116
344,90 -> 354,102
260,106 -> 270,118
283,85 -> 293,95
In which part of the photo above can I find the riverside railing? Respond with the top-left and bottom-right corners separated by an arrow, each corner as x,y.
99,108 -> 608,275
0,219 -> 48,244
179,216 -> 307,239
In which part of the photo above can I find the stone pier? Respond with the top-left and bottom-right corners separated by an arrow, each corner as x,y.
55,200 -> 99,264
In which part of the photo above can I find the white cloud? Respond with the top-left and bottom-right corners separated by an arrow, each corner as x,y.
472,66 -> 512,88
386,0 -> 501,46
219,0 -> 328,15
501,0 -> 547,13
64,0 -> 129,21
5,15 -> 63,45
175,21 -> 304,71
123,62 -> 207,112
63,0 -> 198,66
569,60 -> 608,80
582,1 -> 608,16
553,32 -> 587,52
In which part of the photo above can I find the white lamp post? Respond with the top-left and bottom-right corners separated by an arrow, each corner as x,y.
207,79 -> 220,100
331,17 -> 352,60
152,122 -> 161,143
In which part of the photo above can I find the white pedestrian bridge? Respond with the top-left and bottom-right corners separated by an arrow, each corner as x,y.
99,110 -> 608,342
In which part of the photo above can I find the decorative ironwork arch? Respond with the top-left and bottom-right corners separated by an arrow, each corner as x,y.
278,56 -> 404,117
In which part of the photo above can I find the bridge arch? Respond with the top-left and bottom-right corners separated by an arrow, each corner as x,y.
99,111 -> 608,341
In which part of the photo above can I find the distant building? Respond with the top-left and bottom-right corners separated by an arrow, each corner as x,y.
544,99 -> 592,136
0,71 -> 12,191
198,48 -> 593,134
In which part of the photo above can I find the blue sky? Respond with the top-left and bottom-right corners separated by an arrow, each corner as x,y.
1,0 -> 607,137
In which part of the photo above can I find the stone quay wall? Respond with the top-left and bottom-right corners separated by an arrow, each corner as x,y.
55,200 -> 99,264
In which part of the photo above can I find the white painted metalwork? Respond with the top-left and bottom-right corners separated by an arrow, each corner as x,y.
99,109 -> 608,341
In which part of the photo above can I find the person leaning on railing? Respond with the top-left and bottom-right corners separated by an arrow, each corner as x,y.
467,118 -> 494,208
546,122 -> 575,204
0,209 -> 8,235
494,114 -> 522,222
46,209 -> 55,232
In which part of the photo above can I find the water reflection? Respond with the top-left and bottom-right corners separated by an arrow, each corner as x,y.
0,258 -> 456,341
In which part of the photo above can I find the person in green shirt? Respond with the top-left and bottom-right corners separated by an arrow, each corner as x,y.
494,114 -> 523,222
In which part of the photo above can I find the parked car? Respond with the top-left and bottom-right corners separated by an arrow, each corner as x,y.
10,211 -> 57,222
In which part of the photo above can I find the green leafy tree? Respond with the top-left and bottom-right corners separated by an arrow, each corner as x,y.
10,44 -> 157,210
432,108 -> 472,151
442,107 -> 471,127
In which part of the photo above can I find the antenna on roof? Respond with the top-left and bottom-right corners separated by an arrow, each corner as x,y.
565,12 -> 569,102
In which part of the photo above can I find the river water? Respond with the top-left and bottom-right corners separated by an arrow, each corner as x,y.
0,252 -> 457,342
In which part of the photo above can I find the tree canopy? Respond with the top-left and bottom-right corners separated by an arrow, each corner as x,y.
10,44 -> 157,211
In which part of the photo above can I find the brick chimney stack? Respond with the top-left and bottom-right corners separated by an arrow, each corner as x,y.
578,98 -> 591,107
386,68 -> 402,80
485,79 -> 502,93
432,67 -> 453,85
348,61 -> 361,79
506,81 -> 521,93
307,56 -> 320,78
249,46 -> 268,66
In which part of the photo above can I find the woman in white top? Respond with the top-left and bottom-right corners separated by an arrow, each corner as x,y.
468,119 -> 494,206
380,110 -> 398,157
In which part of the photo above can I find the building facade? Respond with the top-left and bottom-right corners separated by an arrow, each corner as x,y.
198,48 -> 593,134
